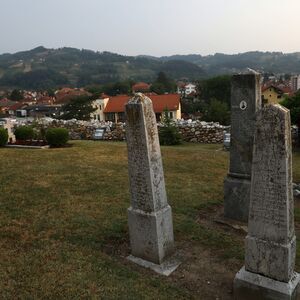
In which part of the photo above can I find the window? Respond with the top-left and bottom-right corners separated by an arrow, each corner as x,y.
105,112 -> 116,122
117,112 -> 125,122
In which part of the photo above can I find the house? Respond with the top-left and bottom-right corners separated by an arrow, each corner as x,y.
55,88 -> 91,104
25,104 -> 62,118
132,82 -> 151,93
177,82 -> 197,96
103,94 -> 181,122
7,102 -> 27,116
90,96 -> 110,121
262,85 -> 284,105
0,99 -> 18,115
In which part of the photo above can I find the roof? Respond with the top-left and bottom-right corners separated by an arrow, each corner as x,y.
262,85 -> 283,94
104,94 -> 180,113
132,82 -> 150,92
0,99 -> 17,107
8,102 -> 26,111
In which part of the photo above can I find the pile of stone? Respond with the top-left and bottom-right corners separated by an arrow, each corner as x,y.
103,123 -> 125,141
176,120 -> 228,143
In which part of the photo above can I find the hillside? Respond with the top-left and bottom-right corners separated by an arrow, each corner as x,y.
0,47 -> 205,90
1,47 -> 300,90
160,51 -> 300,75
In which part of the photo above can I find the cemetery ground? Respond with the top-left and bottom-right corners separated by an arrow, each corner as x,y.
0,141 -> 300,299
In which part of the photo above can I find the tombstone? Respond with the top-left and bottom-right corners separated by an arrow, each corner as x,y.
224,73 -> 262,222
125,93 -> 179,276
234,104 -> 300,299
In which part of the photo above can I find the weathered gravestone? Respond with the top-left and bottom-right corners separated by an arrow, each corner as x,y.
125,93 -> 179,275
224,73 -> 262,222
234,104 -> 300,299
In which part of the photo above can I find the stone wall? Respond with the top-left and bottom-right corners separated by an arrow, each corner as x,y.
176,121 -> 228,143
23,119 -> 227,144
13,118 -> 299,145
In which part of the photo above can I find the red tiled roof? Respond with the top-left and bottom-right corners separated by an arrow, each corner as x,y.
104,94 -> 180,113
132,82 -> 150,92
8,102 -> 26,111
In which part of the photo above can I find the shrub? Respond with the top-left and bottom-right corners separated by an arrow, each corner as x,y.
159,110 -> 182,146
14,126 -> 34,141
0,128 -> 8,146
45,128 -> 69,147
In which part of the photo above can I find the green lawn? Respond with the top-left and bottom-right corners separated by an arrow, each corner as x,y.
0,141 -> 299,299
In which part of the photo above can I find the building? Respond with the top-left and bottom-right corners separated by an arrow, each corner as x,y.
177,82 -> 197,96
262,85 -> 284,105
25,105 -> 62,118
55,88 -> 91,104
290,75 -> 300,92
132,82 -> 151,93
91,96 -> 109,121
102,94 -> 181,123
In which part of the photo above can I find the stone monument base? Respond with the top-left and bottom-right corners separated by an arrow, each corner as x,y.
224,175 -> 251,222
127,205 -> 175,265
127,254 -> 180,276
234,266 -> 300,300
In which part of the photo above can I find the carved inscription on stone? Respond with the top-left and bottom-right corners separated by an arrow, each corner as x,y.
245,104 -> 296,282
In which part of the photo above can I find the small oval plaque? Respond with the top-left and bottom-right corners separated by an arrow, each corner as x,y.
240,100 -> 247,110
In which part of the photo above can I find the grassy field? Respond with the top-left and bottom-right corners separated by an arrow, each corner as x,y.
0,141 -> 299,299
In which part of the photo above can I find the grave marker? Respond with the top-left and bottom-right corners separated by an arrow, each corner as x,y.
224,73 -> 262,221
234,104 -> 300,299
125,93 -> 179,276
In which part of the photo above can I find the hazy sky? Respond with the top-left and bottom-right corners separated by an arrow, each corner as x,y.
1,0 -> 299,56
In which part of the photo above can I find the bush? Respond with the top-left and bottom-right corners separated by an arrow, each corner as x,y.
0,128 -> 8,146
15,126 -> 34,140
45,128 -> 69,147
159,110 -> 182,146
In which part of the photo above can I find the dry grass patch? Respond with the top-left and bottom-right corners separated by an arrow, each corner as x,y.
0,141 -> 299,299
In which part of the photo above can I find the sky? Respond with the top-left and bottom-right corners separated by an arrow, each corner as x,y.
1,0 -> 300,56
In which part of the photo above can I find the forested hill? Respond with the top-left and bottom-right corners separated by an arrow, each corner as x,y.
159,51 -> 300,75
0,46 -> 300,90
0,46 -> 205,90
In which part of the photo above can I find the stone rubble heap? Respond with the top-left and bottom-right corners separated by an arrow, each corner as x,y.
176,120 -> 228,143
12,118 -> 227,144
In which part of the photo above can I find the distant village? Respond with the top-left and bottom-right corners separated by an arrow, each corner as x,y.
0,73 -> 299,123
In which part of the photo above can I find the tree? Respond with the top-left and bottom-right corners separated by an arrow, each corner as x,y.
59,96 -> 96,120
102,80 -> 133,96
10,89 -> 23,101
158,109 -> 182,145
281,92 -> 300,145
151,72 -> 176,94
197,75 -> 231,105
281,92 -> 300,126
203,99 -> 230,125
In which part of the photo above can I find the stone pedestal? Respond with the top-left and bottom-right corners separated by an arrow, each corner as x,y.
224,73 -> 261,222
234,267 -> 300,300
234,104 -> 299,299
125,93 -> 179,275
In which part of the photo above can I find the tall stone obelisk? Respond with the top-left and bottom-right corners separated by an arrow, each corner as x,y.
234,104 -> 300,299
224,73 -> 262,221
125,93 -> 179,276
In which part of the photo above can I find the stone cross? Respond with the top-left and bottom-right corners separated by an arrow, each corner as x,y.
224,73 -> 262,222
234,104 -> 300,299
125,93 -> 179,275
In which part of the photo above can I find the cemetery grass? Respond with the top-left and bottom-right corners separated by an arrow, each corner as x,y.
0,141 -> 300,299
